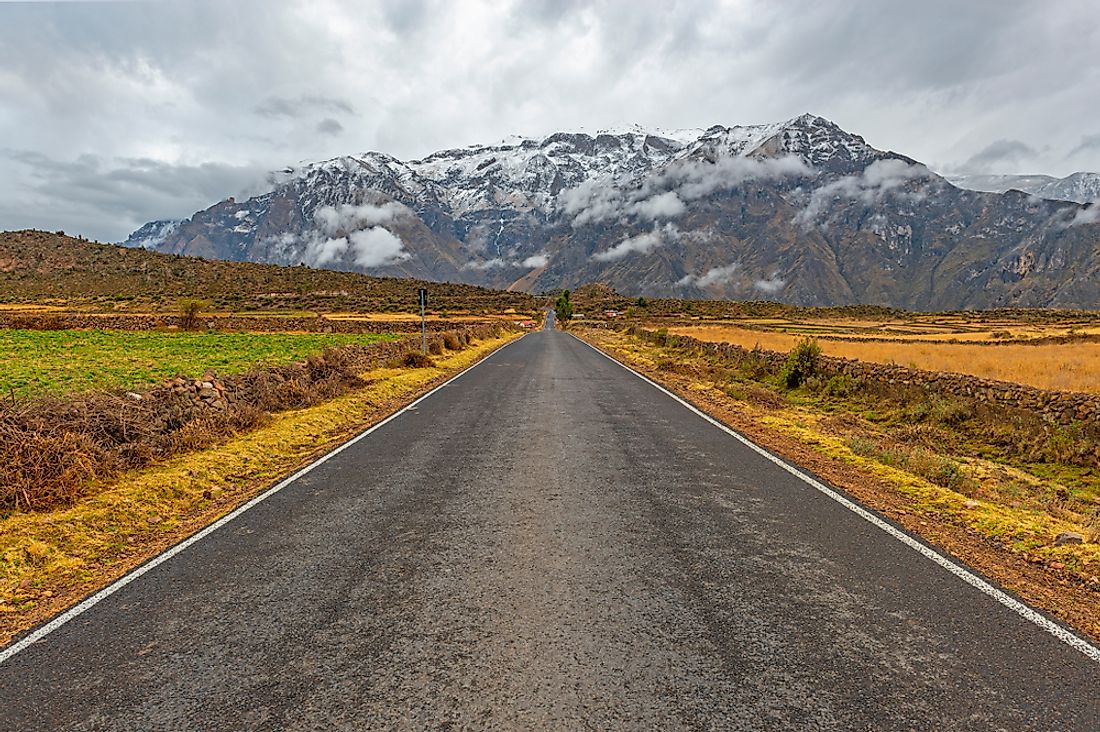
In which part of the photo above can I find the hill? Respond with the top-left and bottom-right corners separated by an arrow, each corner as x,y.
0,230 -> 535,314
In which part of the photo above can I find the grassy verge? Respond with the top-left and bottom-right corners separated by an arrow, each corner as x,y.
0,331 -> 520,644
0,329 -> 404,398
578,327 -> 1100,642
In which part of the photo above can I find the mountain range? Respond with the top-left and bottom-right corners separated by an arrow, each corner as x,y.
124,114 -> 1100,309
946,172 -> 1100,204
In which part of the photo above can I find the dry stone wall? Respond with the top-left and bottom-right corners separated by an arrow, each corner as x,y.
0,312 -> 498,334
627,326 -> 1100,430
135,324 -> 506,423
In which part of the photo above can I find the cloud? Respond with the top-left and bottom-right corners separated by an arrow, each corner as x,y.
593,223 -> 678,261
254,95 -> 355,119
656,154 -> 812,202
1068,133 -> 1100,158
316,118 -> 345,136
304,201 -> 410,268
463,252 -> 551,270
563,154 -> 810,227
795,158 -> 931,226
754,275 -> 786,294
957,139 -> 1038,174
1065,203 -> 1100,227
629,191 -> 687,220
462,258 -> 509,270
314,201 -> 407,236
521,253 -> 549,267
348,227 -> 409,267
0,148 -> 269,241
3,1 -> 1100,239
677,262 -> 740,287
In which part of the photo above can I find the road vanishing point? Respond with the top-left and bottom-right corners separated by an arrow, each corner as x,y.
1,317 -> 1098,730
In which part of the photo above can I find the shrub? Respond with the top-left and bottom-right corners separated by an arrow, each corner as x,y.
816,373 -> 857,398
780,338 -> 821,388
740,344 -> 770,380
933,398 -> 974,426
177,298 -> 209,331
442,332 -> 463,351
428,340 -> 443,355
403,351 -> 436,368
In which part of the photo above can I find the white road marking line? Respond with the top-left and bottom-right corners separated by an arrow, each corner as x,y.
570,333 -> 1100,664
0,334 -> 527,665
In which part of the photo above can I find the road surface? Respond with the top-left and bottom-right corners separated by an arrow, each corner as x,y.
1,321 -> 1098,730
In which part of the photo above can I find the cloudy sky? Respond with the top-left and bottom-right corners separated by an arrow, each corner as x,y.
1,0 -> 1099,241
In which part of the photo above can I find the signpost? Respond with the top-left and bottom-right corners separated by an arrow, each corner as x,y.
418,288 -> 428,353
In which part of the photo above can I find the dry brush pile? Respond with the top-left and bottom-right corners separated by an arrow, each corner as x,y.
0,324 -> 510,512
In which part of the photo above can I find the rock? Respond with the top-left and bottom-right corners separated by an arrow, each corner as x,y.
1054,531 -> 1085,545
964,499 -> 980,510
124,391 -> 143,401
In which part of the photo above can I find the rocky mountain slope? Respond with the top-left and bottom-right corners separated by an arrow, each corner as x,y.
125,114 -> 1100,309
947,172 -> 1100,204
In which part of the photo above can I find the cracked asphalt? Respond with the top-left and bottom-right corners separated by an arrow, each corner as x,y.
1,321 -> 1098,730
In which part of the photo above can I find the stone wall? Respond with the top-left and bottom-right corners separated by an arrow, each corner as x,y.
0,312 -> 500,334
626,325 -> 1100,430
130,323 -> 508,424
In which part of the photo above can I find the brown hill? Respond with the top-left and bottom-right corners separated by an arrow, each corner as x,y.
0,230 -> 536,314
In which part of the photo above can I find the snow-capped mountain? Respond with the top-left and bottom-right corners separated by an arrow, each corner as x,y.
124,114 -> 1100,309
947,172 -> 1100,204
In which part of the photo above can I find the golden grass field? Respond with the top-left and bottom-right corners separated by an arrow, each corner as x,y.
669,323 -> 1100,393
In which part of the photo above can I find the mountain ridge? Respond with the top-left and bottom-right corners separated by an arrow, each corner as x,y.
124,114 -> 1100,309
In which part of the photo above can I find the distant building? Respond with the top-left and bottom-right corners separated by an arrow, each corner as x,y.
604,310 -> 621,318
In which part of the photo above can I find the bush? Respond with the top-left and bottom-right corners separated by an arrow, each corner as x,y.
780,338 -> 821,388
177,298 -> 209,331
740,344 -> 770,380
442,332 -> 463,351
814,373 -> 857,398
428,340 -> 443,355
402,351 -> 436,368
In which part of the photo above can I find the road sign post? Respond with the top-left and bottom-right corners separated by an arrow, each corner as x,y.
418,288 -> 428,353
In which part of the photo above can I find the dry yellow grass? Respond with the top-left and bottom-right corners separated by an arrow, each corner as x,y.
670,324 -> 1100,393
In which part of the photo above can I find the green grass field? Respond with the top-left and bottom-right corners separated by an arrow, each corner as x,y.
0,329 -> 404,398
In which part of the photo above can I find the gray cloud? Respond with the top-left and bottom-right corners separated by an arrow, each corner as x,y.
592,224 -> 678,262
677,262 -> 740,288
1068,134 -> 1100,159
316,118 -> 345,136
254,95 -> 355,119
0,148 -> 269,241
957,139 -> 1038,174
2,0 -> 1100,240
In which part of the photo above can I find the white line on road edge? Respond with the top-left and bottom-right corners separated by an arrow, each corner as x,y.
571,334 -> 1100,664
0,333 -> 528,665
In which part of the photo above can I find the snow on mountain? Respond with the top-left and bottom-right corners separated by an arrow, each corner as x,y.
947,172 -> 1100,203
122,219 -> 183,248
123,113 -> 1100,309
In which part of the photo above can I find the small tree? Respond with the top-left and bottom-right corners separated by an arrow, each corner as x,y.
555,290 -> 573,321
177,298 -> 208,331
780,338 -> 822,388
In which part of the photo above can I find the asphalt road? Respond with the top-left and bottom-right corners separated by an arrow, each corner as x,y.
2,321 -> 1098,730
